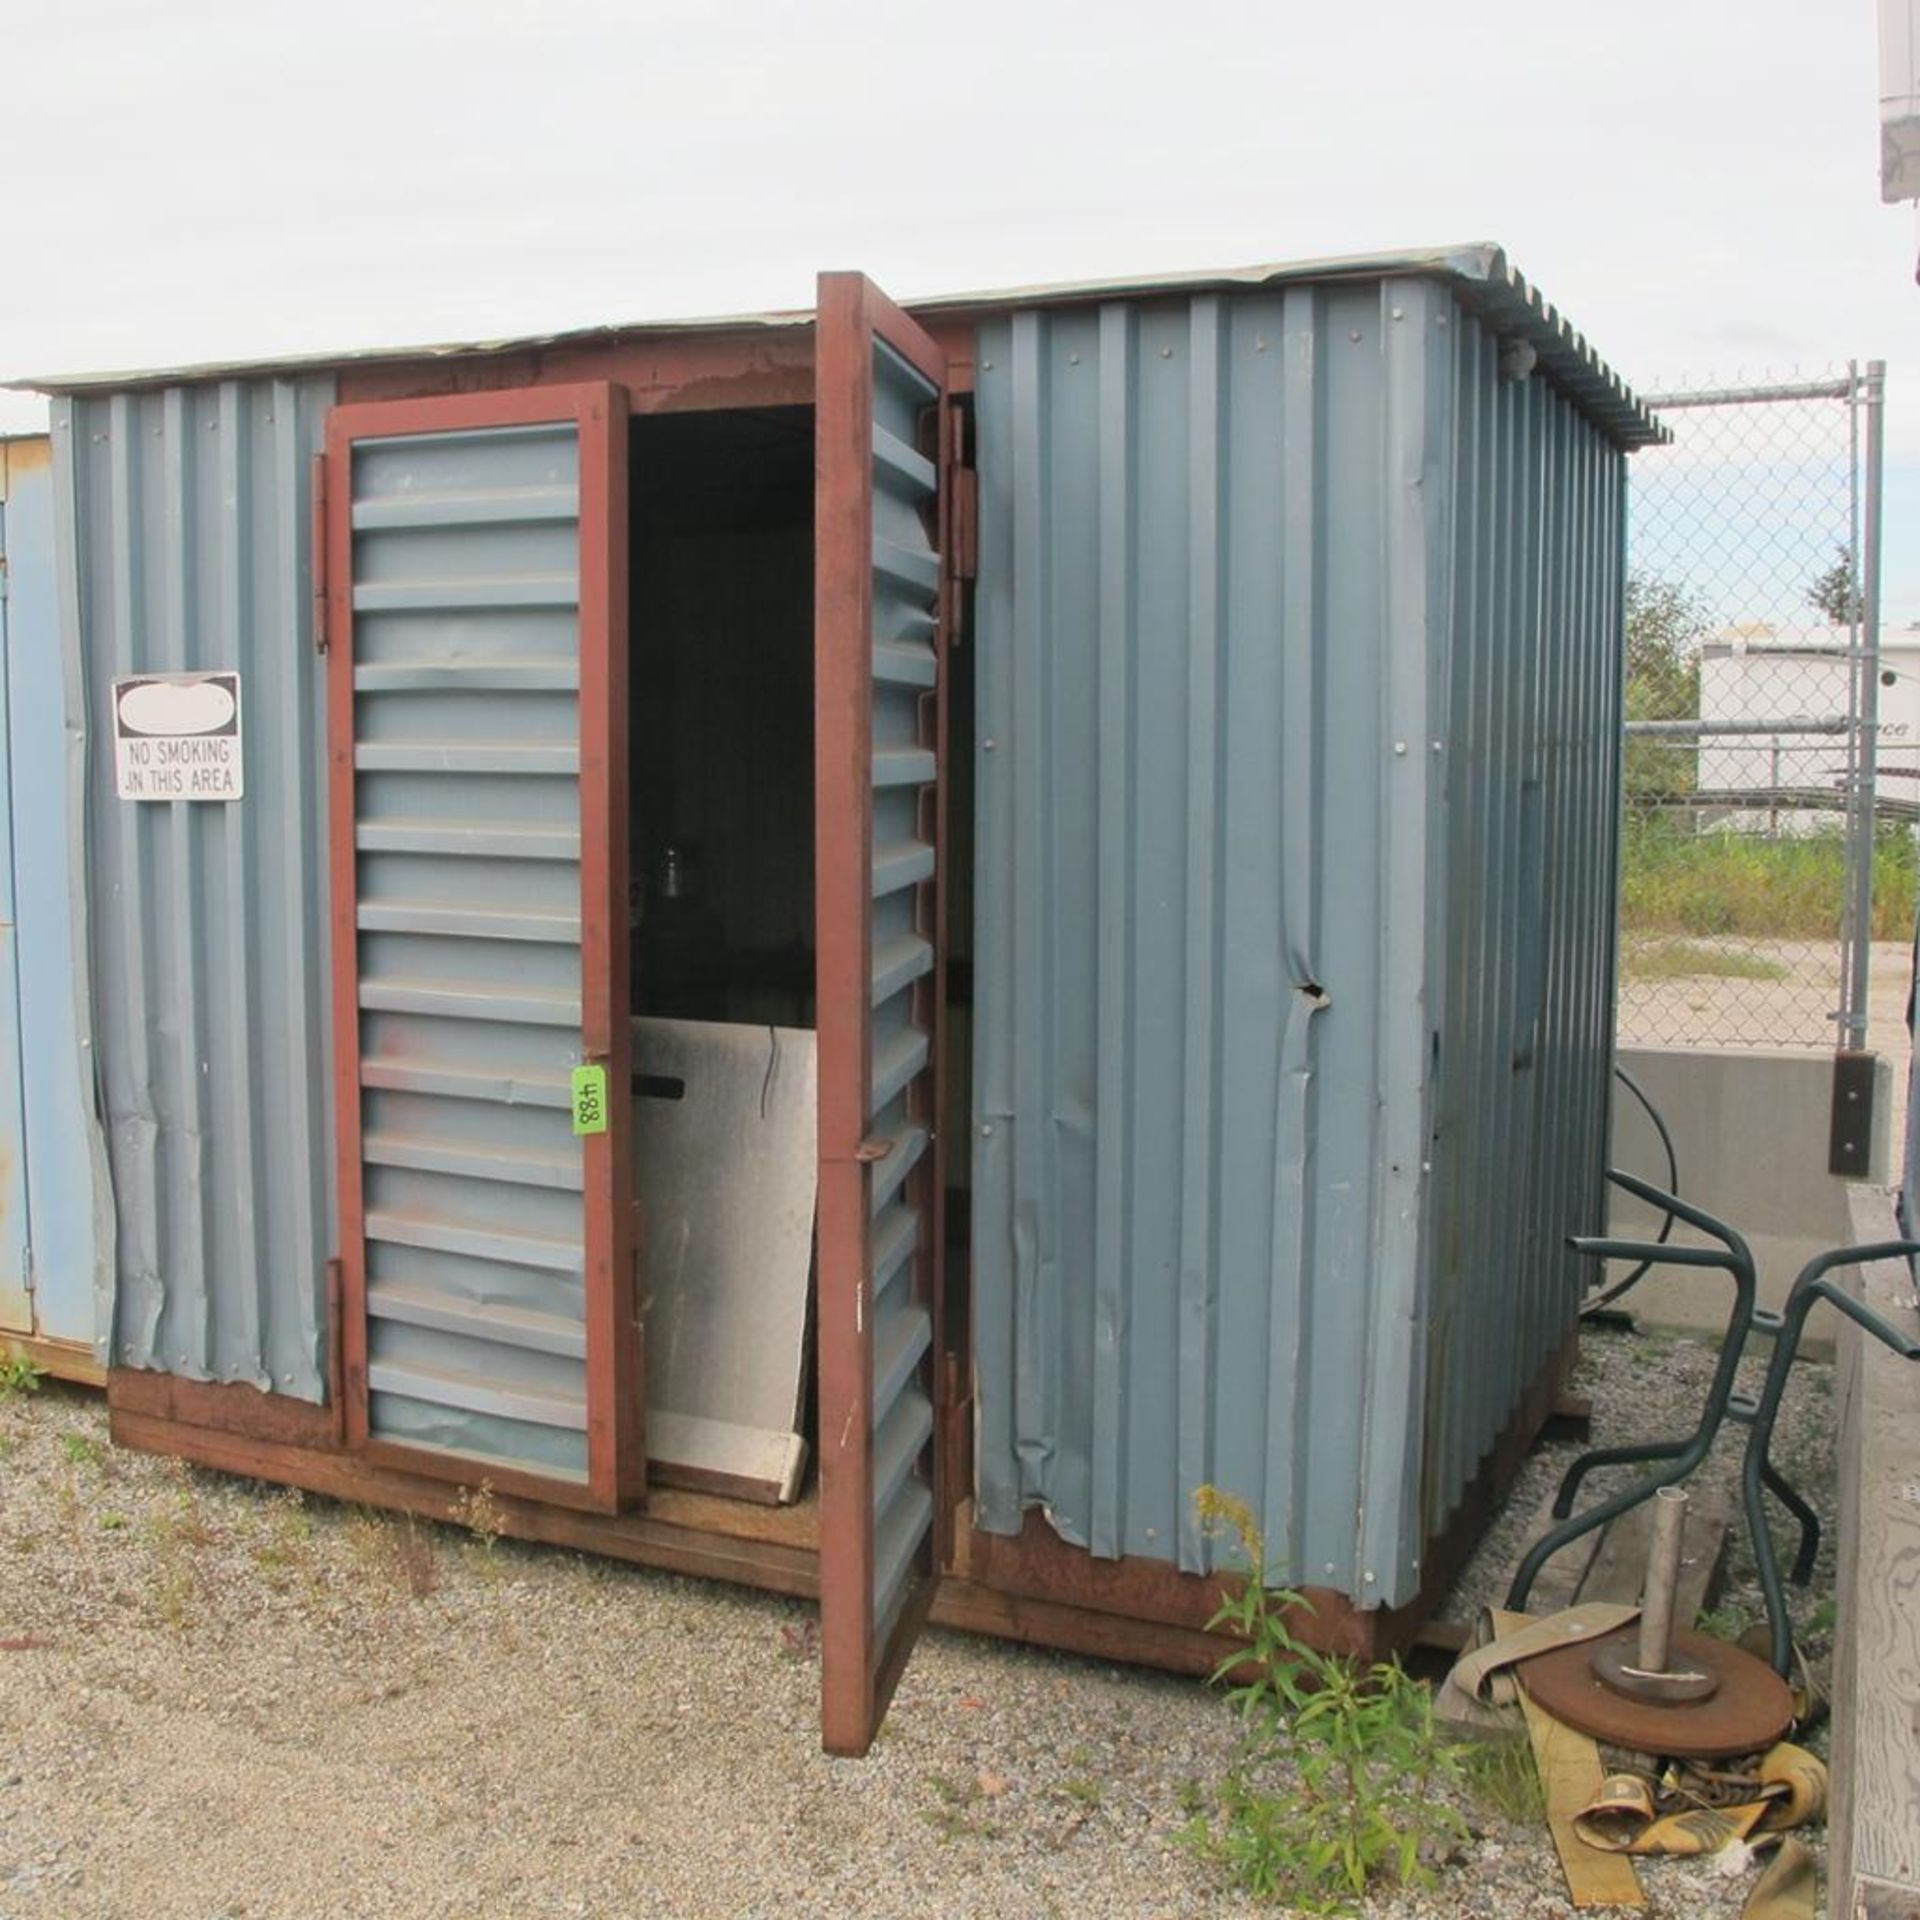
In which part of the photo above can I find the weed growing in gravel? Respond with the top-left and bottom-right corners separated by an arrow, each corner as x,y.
346,1508 -> 436,1599
452,1481 -> 507,1577
1461,1732 -> 1544,1828
60,1431 -> 98,1469
0,1346 -> 44,1399
1697,1605 -> 1750,1641
1181,1487 -> 1471,1913
919,1772 -> 1003,1844
144,1473 -> 217,1629
382,1515 -> 441,1599
253,1490 -> 323,1603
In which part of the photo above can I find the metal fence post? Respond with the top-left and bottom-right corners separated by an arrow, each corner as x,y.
1843,360 -> 1887,1052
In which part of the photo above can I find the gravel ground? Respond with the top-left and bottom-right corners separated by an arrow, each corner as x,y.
0,1322 -> 1840,1920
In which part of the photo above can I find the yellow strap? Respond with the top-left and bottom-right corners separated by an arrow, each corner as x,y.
1491,1609 -> 1646,1909
1438,1602 -> 1642,1733
1742,1838 -> 1816,1920
1572,1745 -> 1828,1857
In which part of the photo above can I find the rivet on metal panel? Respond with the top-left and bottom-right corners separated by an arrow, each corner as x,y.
982,737 -> 996,751
982,360 -> 993,370
1394,741 -> 1408,755
980,1124 -> 994,1138
1392,308 -> 1405,321
1160,347 -> 1172,359
1364,1570 -> 1376,1584
1349,331 -> 1362,343
1255,337 -> 1268,352
1068,353 -> 1081,365
1432,740 -> 1443,752
1436,315 -> 1448,328
1324,1563 -> 1337,1575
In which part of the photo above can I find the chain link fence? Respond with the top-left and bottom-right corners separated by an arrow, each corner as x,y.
1618,364 -> 1900,1054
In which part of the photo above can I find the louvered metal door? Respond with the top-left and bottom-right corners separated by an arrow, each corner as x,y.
325,385 -> 640,1512
815,275 -> 955,1755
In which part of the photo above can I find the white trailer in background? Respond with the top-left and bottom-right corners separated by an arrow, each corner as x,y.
1696,622 -> 1920,832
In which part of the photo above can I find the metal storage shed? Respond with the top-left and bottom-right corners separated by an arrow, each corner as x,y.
15,244 -> 1660,1753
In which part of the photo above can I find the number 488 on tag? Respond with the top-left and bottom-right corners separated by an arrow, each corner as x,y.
571,1064 -> 609,1137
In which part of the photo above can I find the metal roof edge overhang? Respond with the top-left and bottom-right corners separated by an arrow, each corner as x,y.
8,241 -> 1664,451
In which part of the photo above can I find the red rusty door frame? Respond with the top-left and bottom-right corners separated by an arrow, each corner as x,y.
815,272 -> 958,1755
324,382 -> 641,1513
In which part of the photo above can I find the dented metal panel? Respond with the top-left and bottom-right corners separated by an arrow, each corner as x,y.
58,381 -> 336,1394
970,280 -> 1624,1609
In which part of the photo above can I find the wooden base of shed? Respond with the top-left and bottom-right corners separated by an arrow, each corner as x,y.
105,1328 -> 1571,1678
5,1333 -> 105,1388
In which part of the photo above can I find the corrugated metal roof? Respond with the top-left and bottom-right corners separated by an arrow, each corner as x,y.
9,243 -> 1663,450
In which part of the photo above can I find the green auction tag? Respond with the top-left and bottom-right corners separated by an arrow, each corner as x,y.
570,1064 -> 609,1137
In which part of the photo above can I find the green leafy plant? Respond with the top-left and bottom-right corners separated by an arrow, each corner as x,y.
1181,1487 -> 1471,1911
0,1346 -> 44,1400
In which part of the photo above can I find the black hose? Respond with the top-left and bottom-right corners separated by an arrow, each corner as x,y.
1581,1062 -> 1681,1317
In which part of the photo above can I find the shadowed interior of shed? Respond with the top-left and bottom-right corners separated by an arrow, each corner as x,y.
629,406 -> 816,1028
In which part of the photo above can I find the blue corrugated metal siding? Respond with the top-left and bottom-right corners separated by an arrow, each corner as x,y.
0,438 -> 108,1350
58,381 -> 335,1396
346,417 -> 593,1481
971,281 -> 1623,1606
1420,318 -> 1625,1546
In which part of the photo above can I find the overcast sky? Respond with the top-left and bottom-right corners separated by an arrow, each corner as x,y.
3,0 -> 1913,612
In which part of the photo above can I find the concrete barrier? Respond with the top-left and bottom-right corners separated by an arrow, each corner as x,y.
1606,1045 -> 1894,1349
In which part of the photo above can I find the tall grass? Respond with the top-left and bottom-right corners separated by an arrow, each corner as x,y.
1620,821 -> 1916,941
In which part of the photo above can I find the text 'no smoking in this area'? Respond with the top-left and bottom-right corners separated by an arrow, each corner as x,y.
113,671 -> 244,801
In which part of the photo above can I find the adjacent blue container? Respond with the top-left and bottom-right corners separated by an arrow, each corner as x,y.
0,434 -> 107,1369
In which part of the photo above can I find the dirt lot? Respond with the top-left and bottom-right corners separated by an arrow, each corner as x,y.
1618,935 -> 1909,1055
0,1319 -> 1842,1920
1619,934 -> 1911,1145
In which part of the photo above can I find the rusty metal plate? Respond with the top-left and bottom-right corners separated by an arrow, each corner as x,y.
1518,1625 -> 1795,1759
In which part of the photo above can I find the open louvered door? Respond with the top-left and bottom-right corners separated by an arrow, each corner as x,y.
815,275 -> 957,1755
325,384 -> 641,1513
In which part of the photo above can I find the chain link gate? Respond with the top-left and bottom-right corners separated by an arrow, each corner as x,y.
1619,364 -> 1892,1078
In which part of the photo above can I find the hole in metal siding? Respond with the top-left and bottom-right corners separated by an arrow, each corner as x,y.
633,1074 -> 686,1102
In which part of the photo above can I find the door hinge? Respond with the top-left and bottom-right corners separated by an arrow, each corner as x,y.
310,452 -> 330,654
951,465 -> 978,584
